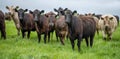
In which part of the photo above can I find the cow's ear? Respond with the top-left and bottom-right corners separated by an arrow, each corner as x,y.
24,9 -> 28,12
14,8 -> 18,12
55,14 -> 59,19
14,6 -> 19,12
85,14 -> 87,16
72,10 -> 77,15
92,13 -> 95,16
6,6 -> 9,9
15,6 -> 19,9
40,10 -> 44,14
64,8 -> 68,11
74,10 -> 77,13
110,17 -> 113,20
54,8 -> 58,12
45,14 -> 49,17
101,17 -> 104,20
29,10 -> 33,14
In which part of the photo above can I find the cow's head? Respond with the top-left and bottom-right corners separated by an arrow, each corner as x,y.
54,7 -> 68,16
65,10 -> 73,26
100,15 -> 114,31
15,8 -> 28,20
30,9 -> 44,22
6,6 -> 19,16
45,12 -> 56,27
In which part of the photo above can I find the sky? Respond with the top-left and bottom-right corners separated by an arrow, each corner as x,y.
0,0 -> 120,16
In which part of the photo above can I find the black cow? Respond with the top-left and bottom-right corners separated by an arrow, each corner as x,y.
30,9 -> 49,43
15,8 -> 36,39
0,10 -> 6,39
65,10 -> 96,51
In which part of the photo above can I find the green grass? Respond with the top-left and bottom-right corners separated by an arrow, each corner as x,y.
0,20 -> 120,59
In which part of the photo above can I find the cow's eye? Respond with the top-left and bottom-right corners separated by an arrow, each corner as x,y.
109,17 -> 113,20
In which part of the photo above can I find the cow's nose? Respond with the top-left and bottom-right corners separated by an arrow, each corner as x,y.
105,26 -> 109,31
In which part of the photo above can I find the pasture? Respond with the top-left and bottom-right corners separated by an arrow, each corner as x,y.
0,20 -> 120,59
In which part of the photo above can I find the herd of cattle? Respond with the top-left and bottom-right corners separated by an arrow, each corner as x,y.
0,6 -> 119,51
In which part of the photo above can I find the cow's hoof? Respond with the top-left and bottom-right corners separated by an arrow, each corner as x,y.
62,43 -> 65,45
108,37 -> 112,40
103,37 -> 106,40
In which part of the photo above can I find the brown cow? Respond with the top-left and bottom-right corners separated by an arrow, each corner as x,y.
6,6 -> 21,36
54,7 -> 68,45
15,8 -> 36,39
45,11 -> 56,40
30,9 -> 49,43
0,10 -> 6,39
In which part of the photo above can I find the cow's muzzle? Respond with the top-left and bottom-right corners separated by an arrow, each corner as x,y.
49,23 -> 54,27
105,26 -> 110,31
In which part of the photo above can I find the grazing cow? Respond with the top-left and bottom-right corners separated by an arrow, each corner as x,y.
45,11 -> 56,40
99,14 -> 118,40
54,7 -> 68,45
65,10 -> 96,51
0,10 -> 6,39
6,6 -> 21,36
15,8 -> 36,39
5,12 -> 12,21
114,15 -> 119,25
30,9 -> 49,43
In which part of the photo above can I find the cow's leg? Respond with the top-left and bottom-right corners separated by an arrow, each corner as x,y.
37,32 -> 41,43
55,31 -> 59,42
0,29 -> 2,38
48,32 -> 50,42
0,30 -> 2,38
18,28 -> 20,36
1,24 -> 6,39
2,29 -> 6,39
50,31 -> 53,40
44,34 -> 47,44
108,33 -> 112,40
27,31 -> 31,39
78,35 -> 82,52
60,36 -> 65,45
90,35 -> 95,47
102,31 -> 106,40
70,37 -> 75,51
96,28 -> 99,35
22,30 -> 25,38
16,24 -> 20,36
85,37 -> 89,47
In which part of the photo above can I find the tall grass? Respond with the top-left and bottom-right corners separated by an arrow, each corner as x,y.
0,20 -> 120,59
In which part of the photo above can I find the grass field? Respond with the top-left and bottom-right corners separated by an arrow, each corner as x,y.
0,20 -> 120,59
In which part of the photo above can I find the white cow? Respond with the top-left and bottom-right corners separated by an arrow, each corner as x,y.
98,14 -> 118,40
